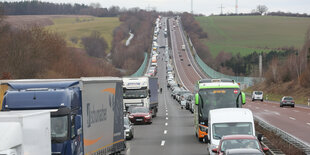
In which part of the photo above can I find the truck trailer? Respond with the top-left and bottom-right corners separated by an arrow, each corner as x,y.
123,77 -> 158,117
0,110 -> 51,155
1,77 -> 125,155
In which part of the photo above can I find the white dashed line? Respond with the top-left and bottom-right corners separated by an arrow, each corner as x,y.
274,112 -> 280,116
255,107 -> 260,109
164,130 -> 167,134
166,109 -> 168,112
161,140 -> 165,146
165,122 -> 168,126
166,117 -> 168,120
166,113 -> 168,115
307,123 -> 310,126
289,117 -> 296,120
293,110 -> 299,112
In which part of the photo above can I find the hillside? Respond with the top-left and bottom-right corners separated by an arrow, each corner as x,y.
46,16 -> 120,51
195,16 -> 310,57
5,15 -> 120,51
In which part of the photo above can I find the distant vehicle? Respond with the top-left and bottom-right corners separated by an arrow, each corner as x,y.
208,108 -> 255,154
211,135 -> 269,155
124,117 -> 134,140
280,96 -> 295,107
185,93 -> 194,110
181,45 -> 185,51
180,93 -> 192,109
252,91 -> 263,101
194,79 -> 246,142
128,107 -> 152,124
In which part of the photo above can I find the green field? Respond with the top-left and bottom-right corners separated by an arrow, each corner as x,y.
46,16 -> 120,51
195,16 -> 310,57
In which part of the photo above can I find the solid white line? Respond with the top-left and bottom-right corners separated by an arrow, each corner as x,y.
289,117 -> 296,120
307,123 -> 310,126
165,122 -> 168,126
166,117 -> 168,120
161,140 -> 165,146
164,130 -> 167,134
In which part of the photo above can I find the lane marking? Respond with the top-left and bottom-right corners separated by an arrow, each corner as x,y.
307,123 -> 310,126
289,117 -> 296,120
161,140 -> 165,146
165,122 -> 168,126
166,113 -> 168,116
164,130 -> 167,134
274,112 -> 280,116
293,110 -> 299,112
166,117 -> 168,120
272,106 -> 276,108
166,109 -> 168,112
264,110 -> 268,112
255,107 -> 260,109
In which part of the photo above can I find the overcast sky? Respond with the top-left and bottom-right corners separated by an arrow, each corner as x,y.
3,0 -> 310,15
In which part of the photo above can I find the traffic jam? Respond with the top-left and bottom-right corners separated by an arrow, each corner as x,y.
123,16 -> 270,155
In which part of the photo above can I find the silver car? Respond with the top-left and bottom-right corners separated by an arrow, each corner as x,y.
124,117 -> 134,140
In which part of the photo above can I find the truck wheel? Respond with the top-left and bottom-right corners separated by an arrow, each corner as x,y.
261,99 -> 263,102
198,137 -> 203,142
292,105 -> 295,108
280,104 -> 283,107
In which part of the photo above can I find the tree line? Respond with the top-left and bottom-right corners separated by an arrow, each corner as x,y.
110,10 -> 157,74
182,12 -> 310,87
0,13 -> 120,79
0,1 -> 122,17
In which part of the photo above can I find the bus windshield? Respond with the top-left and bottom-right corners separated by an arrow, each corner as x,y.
199,88 -> 242,117
123,88 -> 148,99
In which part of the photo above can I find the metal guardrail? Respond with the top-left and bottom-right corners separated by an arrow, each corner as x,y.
254,117 -> 310,154
131,52 -> 148,77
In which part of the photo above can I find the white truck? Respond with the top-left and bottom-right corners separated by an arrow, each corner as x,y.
0,110 -> 51,155
207,108 -> 255,154
123,77 -> 158,117
181,44 -> 185,51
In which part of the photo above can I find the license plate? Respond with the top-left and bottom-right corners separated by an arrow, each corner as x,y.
136,119 -> 143,121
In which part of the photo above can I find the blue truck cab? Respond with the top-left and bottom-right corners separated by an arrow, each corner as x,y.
2,81 -> 84,155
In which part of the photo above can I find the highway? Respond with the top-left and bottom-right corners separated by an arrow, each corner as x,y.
125,16 -> 310,154
167,17 -> 310,147
125,17 -> 208,155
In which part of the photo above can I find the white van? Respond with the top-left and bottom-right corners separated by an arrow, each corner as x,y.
208,108 -> 255,154
252,91 -> 263,101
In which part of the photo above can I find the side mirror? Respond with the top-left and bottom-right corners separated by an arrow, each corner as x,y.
75,115 -> 82,135
195,93 -> 199,105
241,92 -> 246,104
212,148 -> 218,153
263,148 -> 269,152
257,133 -> 263,142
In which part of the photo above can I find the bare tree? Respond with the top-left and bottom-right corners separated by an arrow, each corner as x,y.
256,5 -> 268,15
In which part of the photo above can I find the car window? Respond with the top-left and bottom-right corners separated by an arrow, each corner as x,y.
284,97 -> 293,100
132,107 -> 148,113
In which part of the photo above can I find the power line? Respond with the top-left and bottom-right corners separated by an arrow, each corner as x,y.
219,4 -> 224,15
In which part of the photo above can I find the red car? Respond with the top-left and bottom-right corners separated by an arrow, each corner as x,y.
212,135 -> 269,155
128,107 -> 152,124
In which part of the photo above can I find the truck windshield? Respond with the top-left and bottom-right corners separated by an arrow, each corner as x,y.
123,89 -> 148,99
213,122 -> 253,140
51,116 -> 68,142
199,88 -> 242,118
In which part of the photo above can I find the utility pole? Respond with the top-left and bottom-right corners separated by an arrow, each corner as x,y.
235,0 -> 238,14
191,0 -> 193,14
219,4 -> 224,15
259,53 -> 262,77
